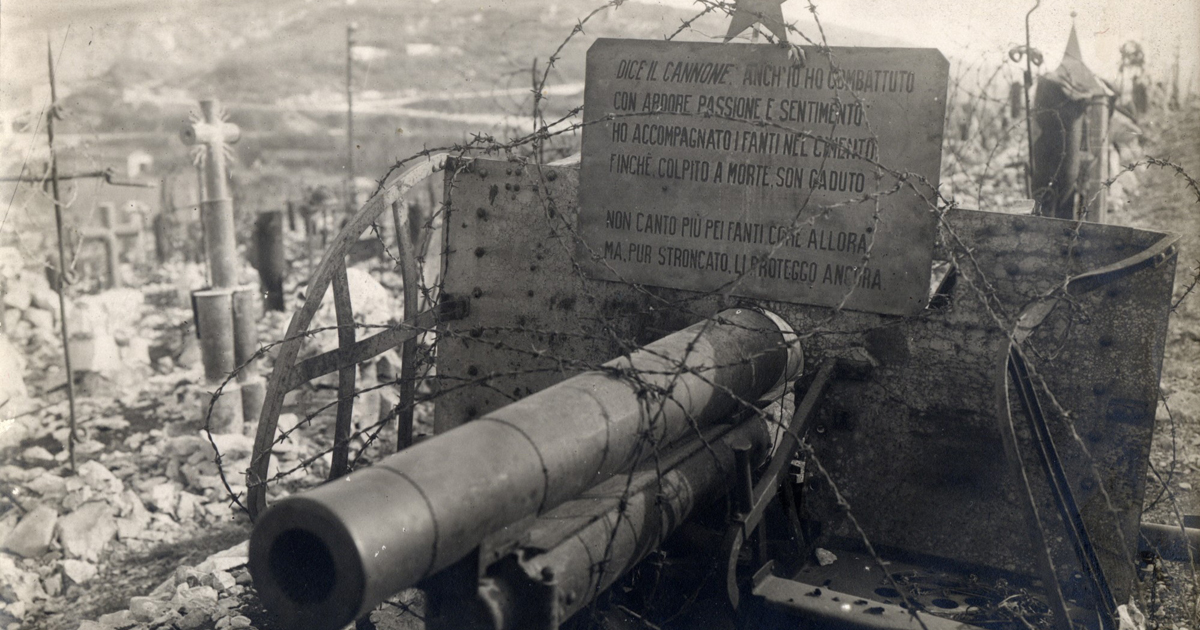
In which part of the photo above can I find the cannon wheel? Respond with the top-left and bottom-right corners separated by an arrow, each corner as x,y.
246,154 -> 448,521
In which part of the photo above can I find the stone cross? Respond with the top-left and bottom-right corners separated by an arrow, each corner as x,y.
180,99 -> 241,289
79,202 -> 142,289
179,99 -> 263,433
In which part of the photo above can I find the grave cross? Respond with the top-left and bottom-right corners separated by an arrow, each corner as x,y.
180,99 -> 241,288
79,202 -> 142,289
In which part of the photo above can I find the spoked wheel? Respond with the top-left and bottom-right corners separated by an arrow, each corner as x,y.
246,154 -> 448,520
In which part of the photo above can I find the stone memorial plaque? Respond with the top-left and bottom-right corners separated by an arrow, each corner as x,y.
578,39 -> 949,315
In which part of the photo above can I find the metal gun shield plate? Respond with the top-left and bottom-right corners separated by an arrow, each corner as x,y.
437,157 -> 1177,605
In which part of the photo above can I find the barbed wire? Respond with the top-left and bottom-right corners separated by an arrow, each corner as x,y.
187,1 -> 1200,628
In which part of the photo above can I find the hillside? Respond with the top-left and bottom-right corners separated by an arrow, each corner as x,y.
0,0 -> 921,242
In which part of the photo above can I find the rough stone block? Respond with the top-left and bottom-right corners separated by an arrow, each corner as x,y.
2,505 -> 58,558
25,472 -> 67,500
77,460 -> 124,495
0,334 -> 29,403
22,307 -> 54,332
3,284 -> 32,311
20,447 -> 55,467
61,559 -> 98,584
68,333 -> 123,375
57,501 -> 117,562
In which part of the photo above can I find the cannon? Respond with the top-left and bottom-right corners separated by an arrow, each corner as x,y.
248,155 -> 1196,630
250,308 -> 802,630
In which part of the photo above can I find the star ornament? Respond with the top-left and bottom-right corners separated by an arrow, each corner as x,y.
724,0 -> 790,44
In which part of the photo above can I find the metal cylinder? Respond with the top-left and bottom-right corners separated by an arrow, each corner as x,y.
194,288 -> 243,434
1139,521 -> 1200,563
249,308 -> 801,630
503,418 -> 772,629
232,285 -> 263,424
239,376 -> 265,429
194,288 -> 236,382
207,381 -> 243,435
231,285 -> 260,376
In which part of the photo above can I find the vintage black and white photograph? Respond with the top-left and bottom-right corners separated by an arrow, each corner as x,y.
0,0 -> 1197,629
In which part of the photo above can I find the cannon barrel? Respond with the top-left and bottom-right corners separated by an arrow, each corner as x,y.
249,308 -> 801,630
474,417 -> 773,629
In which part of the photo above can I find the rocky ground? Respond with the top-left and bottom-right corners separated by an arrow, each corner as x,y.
1,102 -> 1197,630
1117,102 -> 1200,628
0,246 -> 416,630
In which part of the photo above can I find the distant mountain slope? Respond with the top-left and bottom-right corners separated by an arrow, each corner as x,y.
5,0 -> 919,123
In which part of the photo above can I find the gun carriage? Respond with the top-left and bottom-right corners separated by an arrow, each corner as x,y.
242,38 -> 1195,630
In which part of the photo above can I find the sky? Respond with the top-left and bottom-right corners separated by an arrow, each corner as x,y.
641,0 -> 1200,94
0,0 -> 1195,114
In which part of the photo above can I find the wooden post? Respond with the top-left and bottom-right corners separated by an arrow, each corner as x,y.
79,202 -> 142,288
153,212 -> 170,265
390,200 -> 420,451
254,211 -> 286,311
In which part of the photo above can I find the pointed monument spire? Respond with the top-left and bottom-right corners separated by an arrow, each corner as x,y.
1063,15 -> 1082,61
1047,13 -> 1106,98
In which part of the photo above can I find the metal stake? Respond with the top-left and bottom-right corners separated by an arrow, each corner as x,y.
45,35 -> 78,472
1022,0 -> 1040,199
531,57 -> 543,164
346,23 -> 357,214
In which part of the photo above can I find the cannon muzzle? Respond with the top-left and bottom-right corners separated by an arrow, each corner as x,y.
249,308 -> 801,630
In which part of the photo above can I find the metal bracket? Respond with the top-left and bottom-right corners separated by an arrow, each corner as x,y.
724,359 -> 837,609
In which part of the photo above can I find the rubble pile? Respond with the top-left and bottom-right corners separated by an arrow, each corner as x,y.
938,106 -> 1144,214
0,409 -> 272,628
76,542 -> 257,630
941,136 -> 1032,212
0,257 -> 334,629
